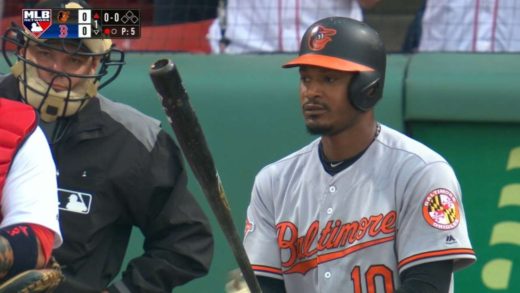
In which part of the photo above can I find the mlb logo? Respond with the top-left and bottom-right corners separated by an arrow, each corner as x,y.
22,9 -> 52,38
58,188 -> 92,214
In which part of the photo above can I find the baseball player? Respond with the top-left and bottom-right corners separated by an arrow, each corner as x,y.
0,0 -> 214,292
419,0 -> 520,52
233,17 -> 476,292
0,98 -> 63,291
208,0 -> 381,54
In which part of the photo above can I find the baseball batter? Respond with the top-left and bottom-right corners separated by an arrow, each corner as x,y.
0,1 -> 214,291
419,0 -> 520,52
241,17 -> 476,292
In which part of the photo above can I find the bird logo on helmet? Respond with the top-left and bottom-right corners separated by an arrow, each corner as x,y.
282,17 -> 386,112
308,25 -> 337,51
1,0 -> 125,122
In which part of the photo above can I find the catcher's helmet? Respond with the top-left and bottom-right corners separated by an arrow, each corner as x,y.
1,0 -> 125,122
283,17 -> 386,111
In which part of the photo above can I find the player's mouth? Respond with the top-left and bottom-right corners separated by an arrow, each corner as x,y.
46,81 -> 70,92
303,103 -> 328,116
51,85 -> 69,92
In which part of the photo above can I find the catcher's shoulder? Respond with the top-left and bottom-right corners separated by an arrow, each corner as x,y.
96,95 -> 162,150
97,95 -> 160,126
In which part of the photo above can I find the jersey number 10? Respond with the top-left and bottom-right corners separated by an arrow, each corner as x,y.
351,265 -> 395,293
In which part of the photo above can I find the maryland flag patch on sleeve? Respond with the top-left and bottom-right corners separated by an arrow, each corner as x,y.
422,188 -> 460,230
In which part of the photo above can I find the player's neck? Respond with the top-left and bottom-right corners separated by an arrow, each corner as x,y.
320,119 -> 379,162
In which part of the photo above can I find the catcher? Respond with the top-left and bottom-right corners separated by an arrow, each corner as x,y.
1,0 -> 214,292
0,98 -> 63,292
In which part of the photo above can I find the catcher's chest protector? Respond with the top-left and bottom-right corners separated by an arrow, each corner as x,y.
0,98 -> 37,205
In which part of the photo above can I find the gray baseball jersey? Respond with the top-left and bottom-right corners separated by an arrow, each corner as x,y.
244,124 -> 475,292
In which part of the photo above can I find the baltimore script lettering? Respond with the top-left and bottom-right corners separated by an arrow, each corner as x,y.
276,211 -> 397,269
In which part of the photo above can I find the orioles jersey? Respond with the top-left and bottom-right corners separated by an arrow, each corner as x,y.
244,124 -> 476,292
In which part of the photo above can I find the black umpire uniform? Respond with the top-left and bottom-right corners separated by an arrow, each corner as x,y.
0,74 -> 214,292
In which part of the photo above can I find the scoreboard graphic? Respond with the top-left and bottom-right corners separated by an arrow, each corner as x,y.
22,8 -> 141,39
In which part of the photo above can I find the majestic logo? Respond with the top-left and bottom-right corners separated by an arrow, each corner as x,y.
58,188 -> 92,214
22,9 -> 52,38
422,188 -> 460,230
276,211 -> 397,274
445,235 -> 457,245
308,25 -> 337,51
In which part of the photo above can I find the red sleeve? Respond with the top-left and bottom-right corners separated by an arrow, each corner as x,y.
28,224 -> 55,264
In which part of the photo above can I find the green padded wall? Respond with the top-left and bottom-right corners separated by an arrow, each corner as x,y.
405,53 -> 520,292
405,53 -> 520,122
409,122 -> 520,292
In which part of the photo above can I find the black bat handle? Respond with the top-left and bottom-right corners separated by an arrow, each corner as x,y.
149,59 -> 262,293
149,59 -> 186,104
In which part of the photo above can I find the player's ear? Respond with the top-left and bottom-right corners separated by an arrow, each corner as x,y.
89,57 -> 101,74
18,45 -> 35,59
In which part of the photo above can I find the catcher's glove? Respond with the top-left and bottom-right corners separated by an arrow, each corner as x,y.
0,257 -> 64,293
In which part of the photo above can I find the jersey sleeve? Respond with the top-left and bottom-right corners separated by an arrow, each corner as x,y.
396,161 -> 476,273
244,170 -> 284,280
1,126 -> 62,247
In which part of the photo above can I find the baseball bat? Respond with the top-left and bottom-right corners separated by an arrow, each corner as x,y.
149,59 -> 262,293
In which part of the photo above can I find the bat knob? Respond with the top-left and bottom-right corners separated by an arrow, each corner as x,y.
150,59 -> 172,71
149,59 -> 186,101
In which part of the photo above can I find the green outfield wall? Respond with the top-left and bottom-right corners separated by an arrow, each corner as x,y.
405,53 -> 520,293
1,53 -> 519,292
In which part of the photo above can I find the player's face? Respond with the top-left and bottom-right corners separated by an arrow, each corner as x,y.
25,42 -> 99,92
299,66 -> 359,136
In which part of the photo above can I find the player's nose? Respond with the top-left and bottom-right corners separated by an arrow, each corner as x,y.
47,73 -> 72,91
302,82 -> 322,99
50,59 -> 65,72
48,52 -> 72,71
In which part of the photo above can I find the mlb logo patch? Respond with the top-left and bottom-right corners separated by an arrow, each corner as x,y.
22,9 -> 52,38
58,188 -> 92,214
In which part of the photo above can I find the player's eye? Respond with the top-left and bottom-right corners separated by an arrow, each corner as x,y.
70,57 -> 83,64
300,76 -> 311,83
324,76 -> 337,83
35,48 -> 51,57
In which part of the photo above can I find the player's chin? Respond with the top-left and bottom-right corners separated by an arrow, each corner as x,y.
305,120 -> 332,135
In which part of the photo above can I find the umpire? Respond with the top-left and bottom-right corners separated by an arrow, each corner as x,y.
0,0 -> 214,292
